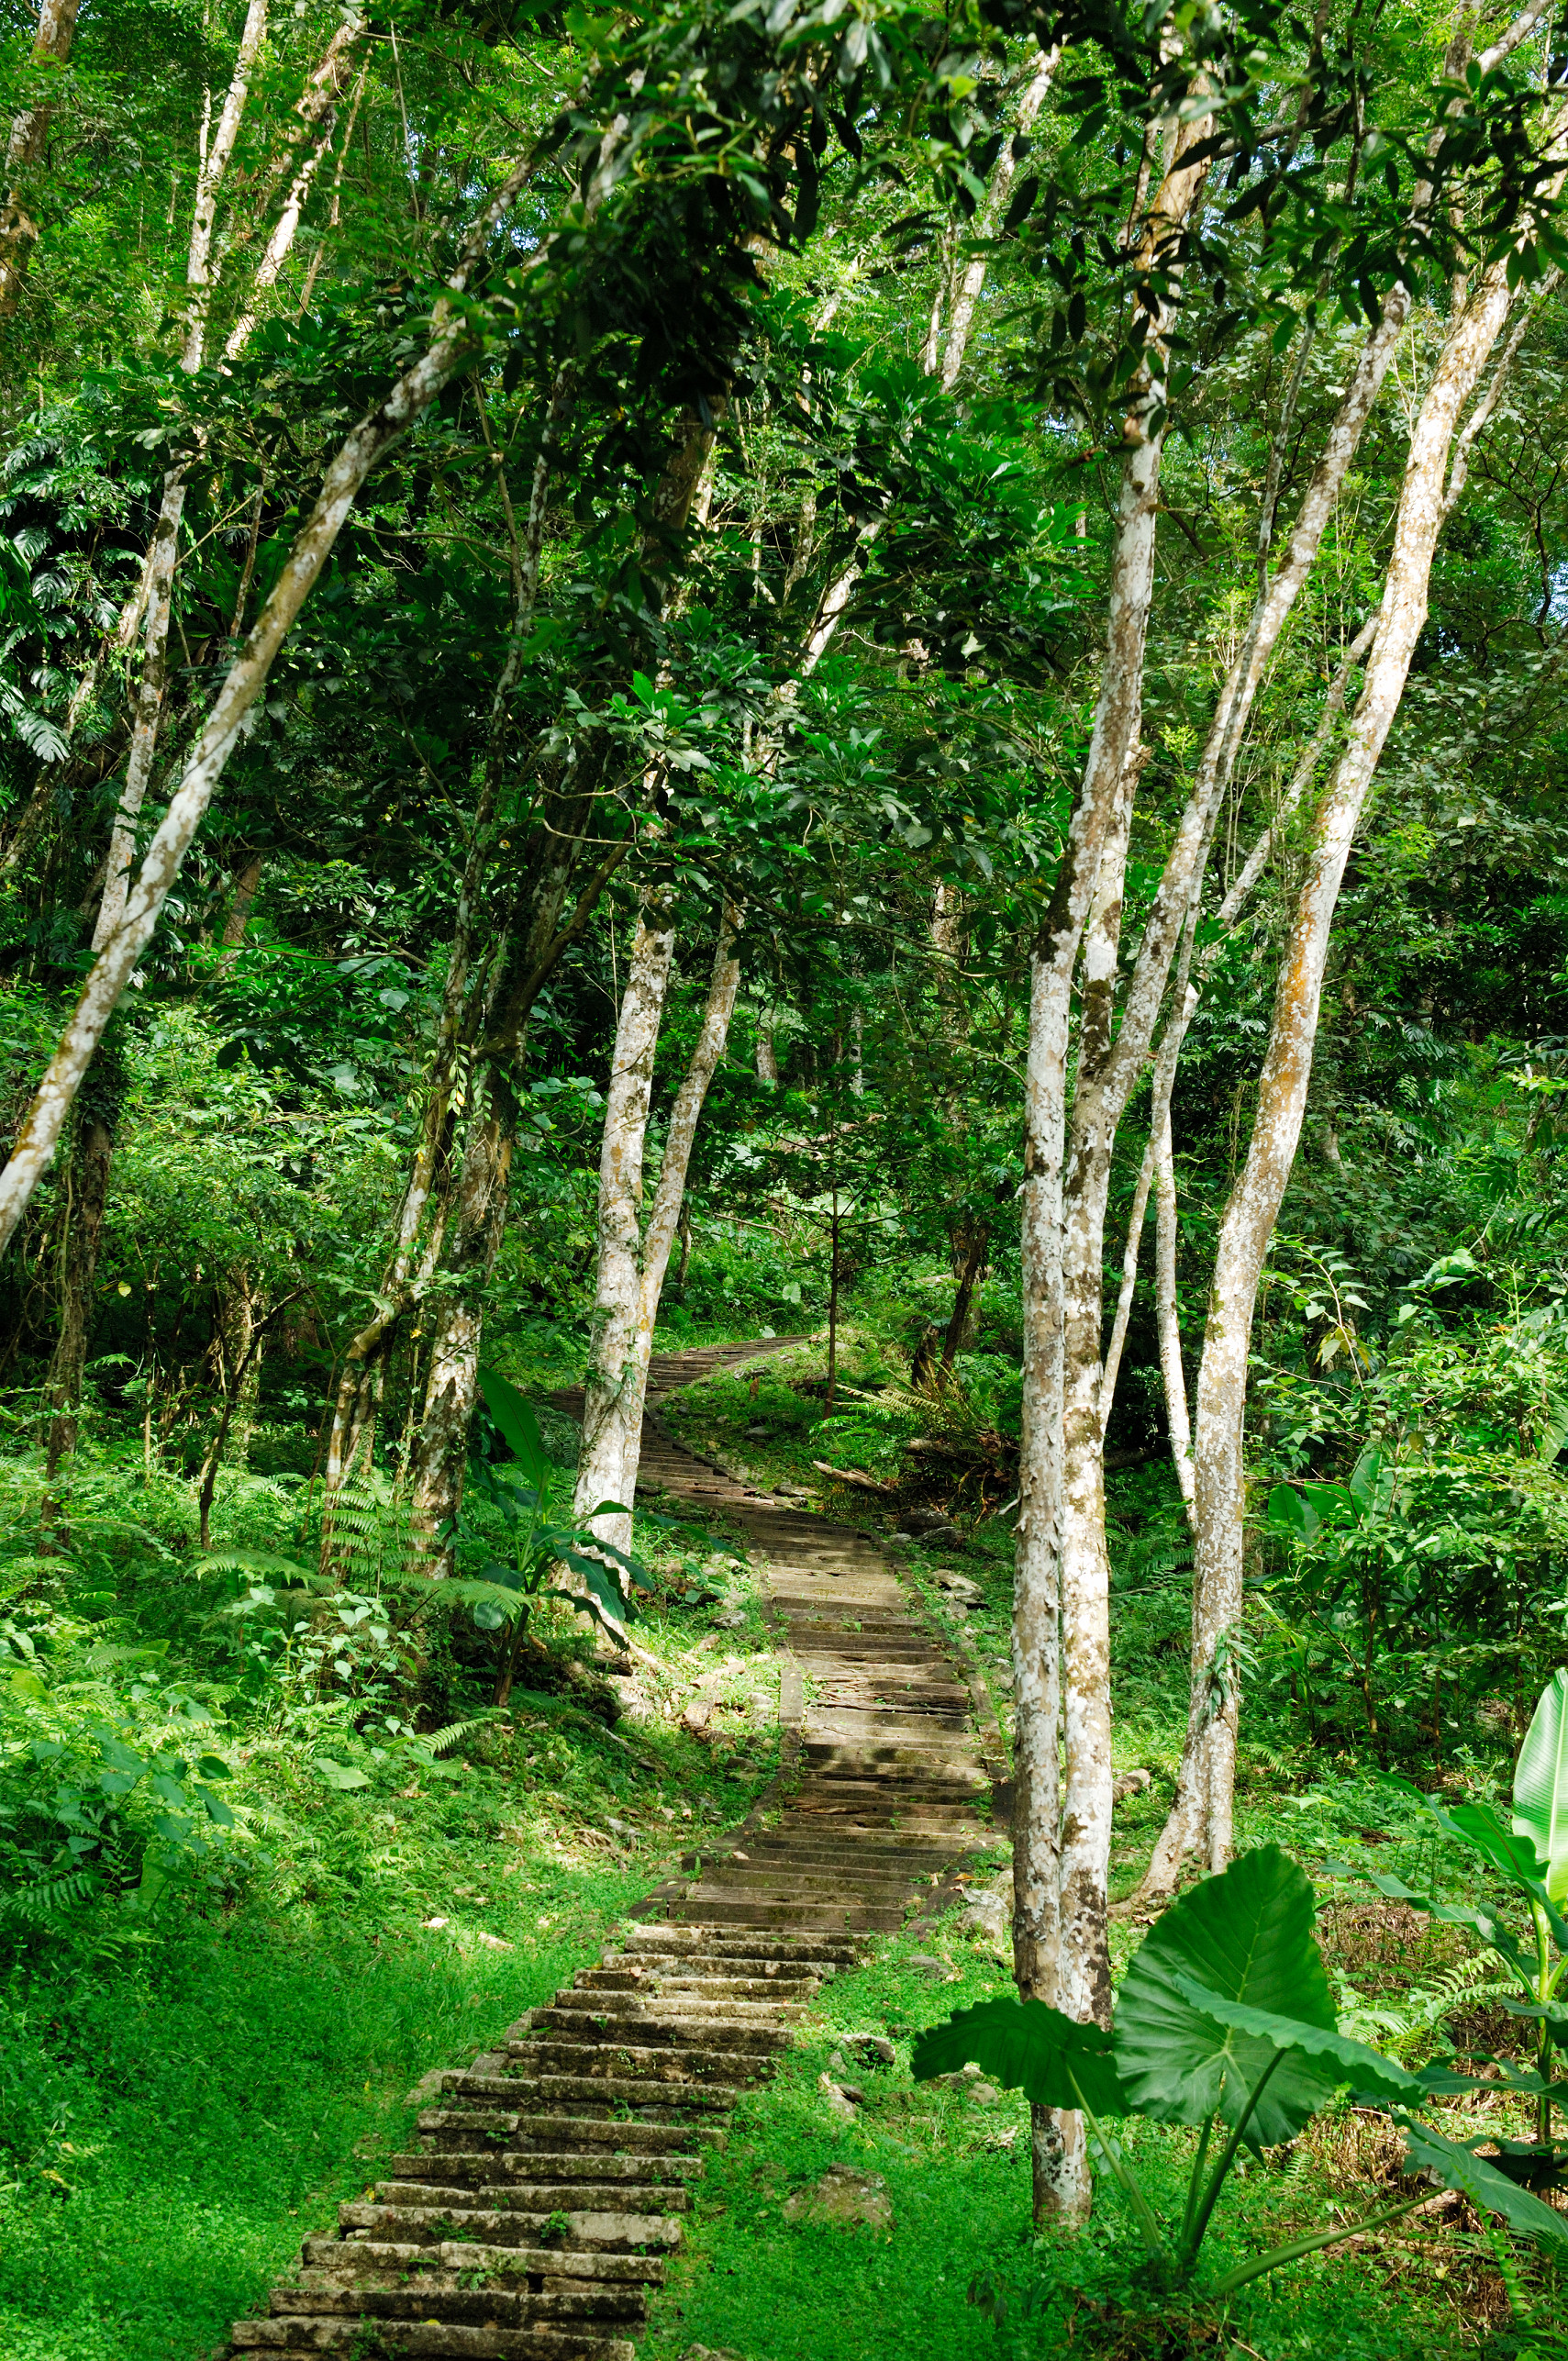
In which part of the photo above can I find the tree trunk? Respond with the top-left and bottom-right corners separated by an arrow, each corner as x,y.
42,1108 -> 113,1480
938,47 -> 1059,390
407,1103 -> 513,1572
0,0 -> 83,319
1011,109 -> 1212,2227
1141,255 -> 1529,1899
941,1223 -> 988,1369
573,901 -> 679,1557
222,16 -> 369,358
94,468 -> 186,952
575,908 -> 741,1568
0,135 -> 563,1260
183,0 -> 271,372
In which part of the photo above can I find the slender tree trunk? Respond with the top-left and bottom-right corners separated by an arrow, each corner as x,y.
407,1103 -> 513,1571
1142,255 -> 1530,1899
941,1223 -> 988,1369
94,468 -> 185,952
0,135 -> 563,1260
575,908 -> 741,1566
939,47 -> 1059,390
395,399 -> 720,1554
42,1108 -> 113,1480
0,0 -> 83,319
223,16 -> 369,358
183,0 -> 270,371
572,898 -> 679,1559
1012,110 -> 1212,2227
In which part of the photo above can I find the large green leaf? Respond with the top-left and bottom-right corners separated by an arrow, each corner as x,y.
1401,2119 -> 1568,2253
1168,1977 -> 1425,2109
1429,1798 -> 1568,1949
910,1996 -> 1128,2116
1115,1845 -> 1340,2147
478,1368 -> 550,1491
1514,1666 -> 1568,1907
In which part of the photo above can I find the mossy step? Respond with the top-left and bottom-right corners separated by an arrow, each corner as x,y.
449,2071 -> 739,2112
504,2038 -> 771,2080
269,2284 -> 645,2325
538,1997 -> 801,2032
395,2156 -> 695,2200
233,2322 -> 635,2359
573,1970 -> 818,1999
339,2198 -> 684,2250
408,2130 -> 704,2180
667,1898 -> 909,1932
299,2241 -> 665,2285
617,1926 -> 861,1963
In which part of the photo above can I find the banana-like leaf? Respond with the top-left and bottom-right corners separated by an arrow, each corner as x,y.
1116,1845 -> 1340,2147
478,1368 -> 550,1491
1168,1976 -> 1424,2109
1429,1798 -> 1568,1949
1514,1666 -> 1568,1908
1400,2118 -> 1568,2252
910,1995 -> 1127,2116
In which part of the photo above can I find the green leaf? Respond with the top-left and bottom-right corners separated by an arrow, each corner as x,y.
1267,1485 -> 1318,1541
1116,1845 -> 1340,2148
1401,2119 -> 1568,2252
1167,1977 -> 1424,2108
1513,1666 -> 1568,1905
9,1668 -> 47,1701
911,1995 -> 1128,2115
477,1368 -> 550,1491
1429,1799 -> 1568,1946
195,1548 -> 314,1583
196,1754 -> 231,1781
315,1756 -> 371,1792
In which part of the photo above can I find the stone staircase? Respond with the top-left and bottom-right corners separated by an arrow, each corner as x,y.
227,1338 -> 1002,2361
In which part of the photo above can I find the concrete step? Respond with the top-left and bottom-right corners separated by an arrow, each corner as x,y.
450,2071 -> 740,2112
407,2133 -> 704,2184
339,2199 -> 684,2252
427,2109 -> 716,2155
505,2038 -> 771,2081
573,1969 -> 819,1999
299,2241 -> 665,2286
234,2323 -> 635,2360
669,1895 -> 909,1932
538,1997 -> 800,2032
271,2283 -> 645,2325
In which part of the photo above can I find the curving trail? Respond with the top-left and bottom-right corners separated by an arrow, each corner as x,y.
226,1340 -> 1002,2361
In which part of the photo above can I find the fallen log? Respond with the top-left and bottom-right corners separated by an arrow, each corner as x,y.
811,1459 -> 898,1497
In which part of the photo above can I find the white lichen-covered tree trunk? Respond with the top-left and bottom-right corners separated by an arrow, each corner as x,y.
575,908 -> 741,1575
573,899 -> 679,1556
0,129 -> 563,1260
1012,106 -> 1212,2226
183,0 -> 270,372
1143,253 -> 1531,1896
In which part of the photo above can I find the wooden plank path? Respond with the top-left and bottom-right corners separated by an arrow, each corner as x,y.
226,1339 -> 1001,2361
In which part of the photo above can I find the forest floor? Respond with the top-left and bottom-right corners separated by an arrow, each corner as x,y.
0,1325 -> 1555,2361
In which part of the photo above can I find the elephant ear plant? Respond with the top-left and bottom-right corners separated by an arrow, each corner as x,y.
911,1845 -> 1568,2294
1332,1665 -> 1568,2180
452,1369 -> 653,1707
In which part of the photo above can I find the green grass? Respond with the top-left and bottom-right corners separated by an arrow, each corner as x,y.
0,1309 -> 1552,2361
639,1919 -> 1536,2361
0,1874 -> 650,2361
